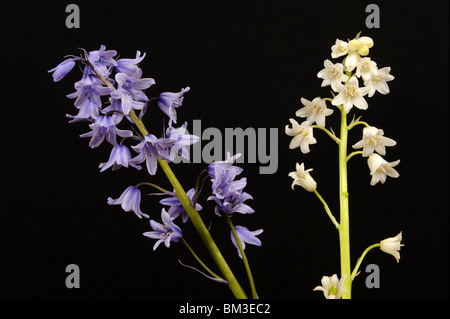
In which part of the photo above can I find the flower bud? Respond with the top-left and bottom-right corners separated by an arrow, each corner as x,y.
358,36 -> 374,48
358,45 -> 370,56
348,39 -> 360,51
48,58 -> 77,82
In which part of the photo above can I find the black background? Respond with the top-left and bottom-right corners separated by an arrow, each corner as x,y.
1,0 -> 448,304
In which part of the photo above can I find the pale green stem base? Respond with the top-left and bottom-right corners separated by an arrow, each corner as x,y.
338,106 -> 352,299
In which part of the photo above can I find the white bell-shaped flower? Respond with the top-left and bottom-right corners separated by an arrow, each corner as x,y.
313,274 -> 347,299
352,126 -> 397,157
296,97 -> 334,127
285,119 -> 317,154
380,232 -> 404,263
367,153 -> 400,186
288,162 -> 317,192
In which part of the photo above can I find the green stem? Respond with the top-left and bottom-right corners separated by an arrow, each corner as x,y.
182,239 -> 225,281
135,182 -> 172,194
311,125 -> 341,144
313,190 -> 339,229
347,120 -> 370,131
351,243 -> 380,280
338,106 -> 352,299
156,144 -> 247,299
225,214 -> 258,299
346,151 -> 363,162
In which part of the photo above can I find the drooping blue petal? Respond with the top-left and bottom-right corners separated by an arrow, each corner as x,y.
231,226 -> 263,258
152,239 -> 164,251
235,226 -> 263,246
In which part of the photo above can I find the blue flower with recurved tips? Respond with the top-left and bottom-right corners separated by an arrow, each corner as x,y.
159,188 -> 202,223
143,209 -> 183,250
157,87 -> 190,124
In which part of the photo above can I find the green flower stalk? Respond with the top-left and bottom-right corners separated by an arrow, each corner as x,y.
337,106 -> 351,298
287,33 -> 402,299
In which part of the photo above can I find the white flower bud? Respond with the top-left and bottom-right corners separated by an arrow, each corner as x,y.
358,45 -> 370,56
358,36 -> 374,49
348,39 -> 360,52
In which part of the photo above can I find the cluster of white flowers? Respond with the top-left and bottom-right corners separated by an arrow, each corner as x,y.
353,125 -> 399,186
287,32 -> 400,187
286,34 -> 404,299
328,34 -> 394,113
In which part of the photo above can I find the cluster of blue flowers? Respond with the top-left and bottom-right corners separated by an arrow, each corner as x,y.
207,153 -> 263,258
49,45 -> 195,175
49,45 -> 262,258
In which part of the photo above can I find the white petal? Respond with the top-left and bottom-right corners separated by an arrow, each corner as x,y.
375,80 -> 390,95
332,92 -> 346,106
300,140 -> 311,154
289,136 -> 301,149
352,96 -> 368,110
352,139 -> 365,149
